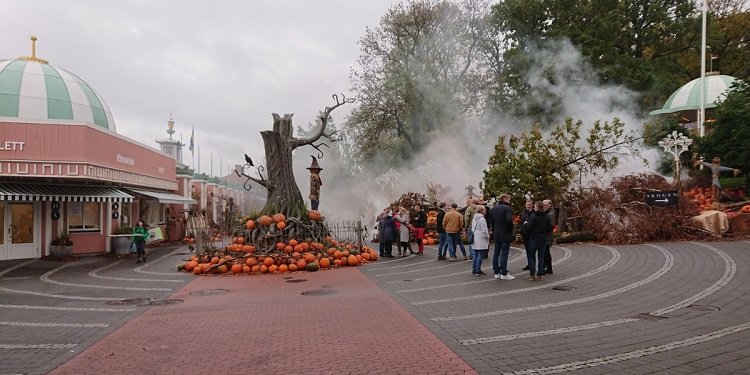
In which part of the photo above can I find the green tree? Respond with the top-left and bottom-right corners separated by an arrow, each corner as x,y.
697,80 -> 750,185
347,0 -> 488,163
482,118 -> 643,208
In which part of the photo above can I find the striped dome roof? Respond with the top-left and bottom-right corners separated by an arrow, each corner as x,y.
649,73 -> 739,115
0,58 -> 115,131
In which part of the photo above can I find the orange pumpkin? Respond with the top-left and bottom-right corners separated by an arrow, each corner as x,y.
275,242 -> 286,251
269,265 -> 278,273
288,263 -> 298,272
296,259 -> 307,270
347,254 -> 359,266
276,221 -> 287,230
308,210 -> 322,221
245,219 -> 256,230
263,257 -> 274,267
272,213 -> 286,223
741,205 -> 750,214
319,257 -> 331,268
257,215 -> 274,226
185,261 -> 198,272
230,264 -> 243,274
304,253 -> 316,263
242,265 -> 251,273
279,264 -> 288,273
251,265 -> 260,273
245,257 -> 258,267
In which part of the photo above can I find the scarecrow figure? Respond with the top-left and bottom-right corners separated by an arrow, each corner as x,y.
308,156 -> 323,210
694,155 -> 742,201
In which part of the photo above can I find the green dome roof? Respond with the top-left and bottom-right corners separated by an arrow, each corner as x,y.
0,58 -> 115,131
650,73 -> 739,116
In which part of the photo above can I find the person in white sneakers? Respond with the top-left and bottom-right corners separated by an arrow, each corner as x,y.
488,194 -> 515,280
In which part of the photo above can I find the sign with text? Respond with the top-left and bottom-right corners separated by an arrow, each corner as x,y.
645,191 -> 679,206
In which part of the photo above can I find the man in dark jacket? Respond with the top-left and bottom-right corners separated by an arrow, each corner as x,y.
543,199 -> 556,274
412,205 -> 427,255
525,201 -> 551,280
488,194 -> 515,280
381,210 -> 398,258
520,200 -> 534,271
436,202 -> 448,260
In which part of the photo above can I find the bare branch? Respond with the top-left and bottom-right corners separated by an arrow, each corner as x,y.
291,94 -> 355,149
311,142 -> 330,159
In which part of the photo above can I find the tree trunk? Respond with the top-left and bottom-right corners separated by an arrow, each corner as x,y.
259,115 -> 308,218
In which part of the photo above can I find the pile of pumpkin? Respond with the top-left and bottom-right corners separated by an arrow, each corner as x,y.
179,241 -> 378,275
684,187 -> 715,212
423,230 -> 439,245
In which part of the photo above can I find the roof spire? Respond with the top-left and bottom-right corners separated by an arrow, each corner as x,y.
18,35 -> 49,64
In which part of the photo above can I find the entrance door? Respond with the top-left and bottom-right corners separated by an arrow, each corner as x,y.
0,202 -> 38,260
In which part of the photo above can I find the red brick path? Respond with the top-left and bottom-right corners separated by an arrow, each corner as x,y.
50,266 -> 476,374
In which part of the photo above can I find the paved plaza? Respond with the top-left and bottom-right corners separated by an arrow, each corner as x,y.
1,240 -> 749,374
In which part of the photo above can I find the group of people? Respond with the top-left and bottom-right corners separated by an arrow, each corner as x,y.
376,205 -> 427,258
375,195 -> 556,281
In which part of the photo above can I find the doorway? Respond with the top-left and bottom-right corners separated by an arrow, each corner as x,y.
0,202 -> 39,260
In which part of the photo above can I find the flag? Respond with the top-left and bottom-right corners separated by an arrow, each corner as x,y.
188,127 -> 194,155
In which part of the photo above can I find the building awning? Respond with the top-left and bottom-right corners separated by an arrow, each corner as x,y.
127,188 -> 195,204
0,184 -> 133,202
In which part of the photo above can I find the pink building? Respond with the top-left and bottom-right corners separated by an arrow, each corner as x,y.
0,38 -> 196,260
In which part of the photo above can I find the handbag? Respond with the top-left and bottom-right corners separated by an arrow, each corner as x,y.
129,241 -> 137,253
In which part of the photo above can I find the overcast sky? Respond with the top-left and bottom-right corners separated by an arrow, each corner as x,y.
3,0 -> 399,176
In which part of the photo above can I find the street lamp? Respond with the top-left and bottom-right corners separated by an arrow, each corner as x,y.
657,131 -> 693,195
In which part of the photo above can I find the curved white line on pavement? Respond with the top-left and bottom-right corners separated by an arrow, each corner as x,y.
0,259 -> 37,277
376,247 -> 526,277
0,304 -> 135,312
133,248 -> 193,276
461,242 -> 737,345
41,261 -> 171,291
0,321 -> 109,328
462,319 -> 639,345
0,343 -> 77,349
88,259 -> 185,283
650,242 -> 736,316
415,246 -> 620,306
504,321 -> 750,375
396,247 -> 571,292
431,245 -> 673,321
369,258 -> 436,272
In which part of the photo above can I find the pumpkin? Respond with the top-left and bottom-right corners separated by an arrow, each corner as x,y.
278,264 -> 288,273
308,210 -> 322,221
262,257 -> 274,267
260,265 -> 269,273
269,265 -> 278,273
288,263 -> 298,272
230,264 -> 243,274
245,257 -> 258,267
741,205 -> 750,214
251,265 -> 260,273
217,265 -> 228,274
347,254 -> 359,266
210,257 -> 220,264
275,242 -> 286,251
284,245 -> 293,254
257,215 -> 274,227
334,259 -> 342,267
306,261 -> 320,272
242,265 -> 251,273
319,257 -> 331,268
185,261 -> 198,272
245,219 -> 256,230
272,213 -> 286,223
276,221 -> 287,230
361,252 -> 371,261
296,259 -> 307,270
304,253 -> 316,263
192,266 -> 203,275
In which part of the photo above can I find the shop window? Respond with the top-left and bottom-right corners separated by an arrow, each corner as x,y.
68,202 -> 101,232
143,201 -> 166,226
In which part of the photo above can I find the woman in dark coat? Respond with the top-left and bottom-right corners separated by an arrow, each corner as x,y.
381,210 -> 398,258
525,201 -> 552,281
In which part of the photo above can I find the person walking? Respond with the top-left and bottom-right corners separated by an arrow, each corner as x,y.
132,219 -> 149,264
443,203 -> 467,261
488,194 -> 515,280
543,199 -> 556,275
520,200 -> 534,271
470,205 -> 490,275
525,201 -> 551,280
436,202 -> 448,260
412,205 -> 426,255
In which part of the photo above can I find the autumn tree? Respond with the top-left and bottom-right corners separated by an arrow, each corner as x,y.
482,118 -> 644,208
347,0 -> 489,162
695,80 -> 750,186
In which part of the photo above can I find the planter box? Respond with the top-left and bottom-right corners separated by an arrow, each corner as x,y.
49,244 -> 73,258
111,236 -> 132,256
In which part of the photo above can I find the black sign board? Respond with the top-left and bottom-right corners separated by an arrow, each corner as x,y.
645,191 -> 679,206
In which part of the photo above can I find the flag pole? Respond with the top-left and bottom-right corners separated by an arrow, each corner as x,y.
699,1 -> 707,137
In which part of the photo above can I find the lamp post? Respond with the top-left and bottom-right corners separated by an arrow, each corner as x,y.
658,131 -> 693,195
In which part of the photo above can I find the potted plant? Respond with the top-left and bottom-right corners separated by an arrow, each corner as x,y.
111,223 -> 132,256
49,231 -> 74,258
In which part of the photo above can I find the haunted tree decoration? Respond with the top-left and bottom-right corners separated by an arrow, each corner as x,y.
239,94 -> 354,218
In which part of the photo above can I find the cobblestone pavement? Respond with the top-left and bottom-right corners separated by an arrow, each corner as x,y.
1,241 -> 749,374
